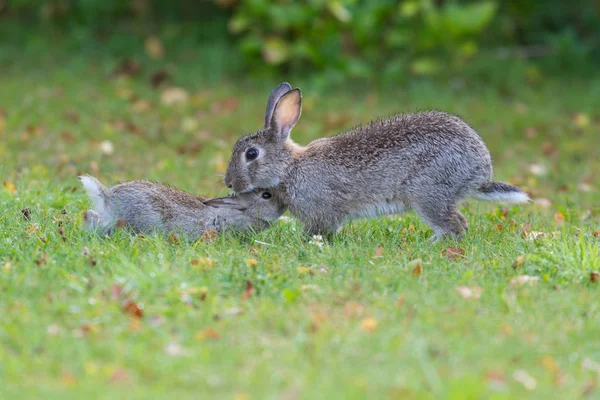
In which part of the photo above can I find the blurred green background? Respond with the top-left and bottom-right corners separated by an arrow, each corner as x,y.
3,0 -> 599,86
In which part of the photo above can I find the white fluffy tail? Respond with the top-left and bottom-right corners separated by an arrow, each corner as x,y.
79,176 -> 112,223
471,182 -> 530,203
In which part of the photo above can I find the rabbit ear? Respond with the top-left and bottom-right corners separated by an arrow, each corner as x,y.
265,82 -> 292,128
270,88 -> 302,142
203,197 -> 248,211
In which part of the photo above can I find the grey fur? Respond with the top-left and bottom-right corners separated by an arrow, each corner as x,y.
79,176 -> 285,240
224,83 -> 529,240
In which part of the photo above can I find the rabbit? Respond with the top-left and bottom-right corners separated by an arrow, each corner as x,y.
79,176 -> 286,240
224,82 -> 530,241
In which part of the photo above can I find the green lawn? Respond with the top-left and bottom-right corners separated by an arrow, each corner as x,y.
1,51 -> 600,399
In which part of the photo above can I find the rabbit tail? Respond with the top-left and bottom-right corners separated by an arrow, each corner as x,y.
472,182 -> 530,203
79,176 -> 112,222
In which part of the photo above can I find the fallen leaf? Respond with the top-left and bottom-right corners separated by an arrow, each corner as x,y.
168,233 -> 180,245
21,207 -> 31,220
109,368 -> 130,384
521,223 -> 532,237
513,369 -> 537,390
541,356 -> 560,374
61,372 -> 76,387
195,328 -> 220,341
593,230 -> 600,238
512,255 -> 525,270
528,163 -> 547,176
361,317 -> 378,333
409,259 -> 423,277
47,324 -> 61,336
242,280 -> 255,300
165,342 -> 188,357
149,69 -> 170,88
533,198 -> 551,209
211,97 -> 240,114
112,59 -> 141,77
373,244 -> 383,257
590,271 -> 599,283
396,295 -> 405,309
122,299 -> 143,318
111,283 -> 124,300
553,212 -> 565,226
246,258 -> 258,267
131,99 -> 150,112
577,183 -> 593,192
486,369 -> 506,388
526,231 -> 546,241
441,247 -> 465,260
343,301 -> 365,318
510,275 -> 540,287
573,113 -> 591,129
144,36 -> 164,60
191,257 -> 215,270
161,87 -> 189,106
3,180 -> 16,194
199,229 -> 218,243
456,286 -> 483,300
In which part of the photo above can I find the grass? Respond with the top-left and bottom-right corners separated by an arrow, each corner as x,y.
1,44 -> 600,399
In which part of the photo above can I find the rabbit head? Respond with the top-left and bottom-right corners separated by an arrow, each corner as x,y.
224,82 -> 302,193
203,189 -> 286,231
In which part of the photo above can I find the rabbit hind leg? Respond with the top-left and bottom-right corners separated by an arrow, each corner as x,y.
414,201 -> 468,241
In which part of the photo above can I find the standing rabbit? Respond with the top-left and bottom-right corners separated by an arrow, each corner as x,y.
224,83 -> 529,240
80,176 -> 285,240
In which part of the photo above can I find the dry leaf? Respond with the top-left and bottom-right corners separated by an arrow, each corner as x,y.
122,299 -> 143,318
590,271 -> 600,283
442,247 -> 465,260
145,36 -> 164,60
131,100 -> 150,113
109,368 -> 130,384
168,233 -> 180,245
112,59 -> 141,77
513,369 -> 537,390
593,230 -> 600,238
111,283 -> 124,301
361,317 -> 378,333
161,87 -> 189,106
455,286 -> 483,300
553,212 -> 565,226
199,229 -> 218,243
3,180 -> 16,194
242,280 -> 255,300
61,372 -> 76,387
343,301 -> 365,318
512,255 -> 525,270
409,259 -> 423,277
100,140 -> 114,155
21,207 -> 31,220
396,295 -> 405,309
149,69 -> 170,88
195,328 -> 220,341
373,244 -> 383,257
510,275 -> 540,287
533,198 -> 551,209
541,356 -> 560,374
191,257 -> 215,270
528,163 -> 547,176
165,342 -> 188,357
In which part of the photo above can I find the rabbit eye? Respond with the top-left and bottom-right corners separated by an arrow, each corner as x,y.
261,192 -> 272,199
246,148 -> 259,161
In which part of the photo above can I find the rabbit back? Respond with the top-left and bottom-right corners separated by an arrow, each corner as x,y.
282,112 -> 492,226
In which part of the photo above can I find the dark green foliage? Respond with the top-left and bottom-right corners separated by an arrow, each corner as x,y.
2,0 -> 599,80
